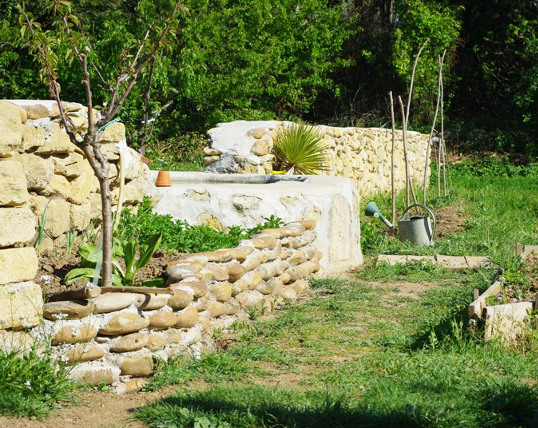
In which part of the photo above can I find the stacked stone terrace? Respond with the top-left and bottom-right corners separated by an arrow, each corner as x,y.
33,221 -> 319,391
204,120 -> 430,197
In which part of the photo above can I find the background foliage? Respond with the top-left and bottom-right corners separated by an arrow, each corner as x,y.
1,0 -> 537,158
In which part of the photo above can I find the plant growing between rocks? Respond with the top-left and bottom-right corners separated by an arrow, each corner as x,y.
272,123 -> 327,175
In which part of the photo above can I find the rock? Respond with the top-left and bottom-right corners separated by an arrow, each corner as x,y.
22,125 -> 46,151
0,248 -> 38,285
134,293 -> 171,310
0,101 -> 24,155
52,152 -> 84,178
20,154 -> 54,192
232,195 -> 261,212
241,251 -> 264,271
167,287 -> 194,310
162,328 -> 183,345
199,249 -> 247,263
205,301 -> 228,318
290,279 -> 310,294
120,352 -> 153,376
21,104 -> 50,120
70,364 -> 120,386
53,324 -> 98,345
146,333 -> 166,351
149,310 -> 178,329
209,282 -> 232,302
69,202 -> 92,231
247,128 -> 265,139
99,313 -> 149,335
66,345 -> 105,364
94,293 -> 137,313
175,305 -> 199,328
227,264 -> 246,283
287,250 -> 307,266
255,264 -> 278,281
0,160 -> 28,206
235,290 -> 264,311
35,122 -> 73,154
43,299 -> 95,321
206,264 -> 229,281
242,271 -> 263,290
0,207 -> 37,247
203,147 -> 221,156
174,281 -> 207,298
281,287 -> 297,300
251,139 -> 270,156
38,198 -> 71,238
99,122 -> 126,144
0,330 -> 34,354
110,333 -> 149,353
116,378 -> 149,394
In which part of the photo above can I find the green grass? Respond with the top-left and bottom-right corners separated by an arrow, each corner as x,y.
134,159 -> 538,427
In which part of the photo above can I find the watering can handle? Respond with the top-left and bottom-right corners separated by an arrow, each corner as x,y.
400,204 -> 437,238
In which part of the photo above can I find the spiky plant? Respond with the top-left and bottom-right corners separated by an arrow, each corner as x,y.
272,123 -> 327,175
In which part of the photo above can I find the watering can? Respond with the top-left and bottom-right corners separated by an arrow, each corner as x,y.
364,202 -> 436,247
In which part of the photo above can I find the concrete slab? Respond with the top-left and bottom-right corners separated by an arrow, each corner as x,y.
150,171 -> 363,275
377,254 -> 407,266
407,255 -> 436,264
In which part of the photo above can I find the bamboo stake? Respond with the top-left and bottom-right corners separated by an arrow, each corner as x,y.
389,91 -> 396,226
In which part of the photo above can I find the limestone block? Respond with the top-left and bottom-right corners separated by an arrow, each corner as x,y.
94,293 -> 137,313
119,351 -> 154,376
65,344 -> 105,364
203,147 -> 221,156
226,299 -> 241,315
149,310 -> 179,329
43,299 -> 94,321
175,305 -> 199,328
241,251 -> 264,272
35,122 -> 73,155
67,163 -> 99,205
0,248 -> 38,285
0,281 -> 43,329
21,104 -> 50,120
204,155 -> 220,166
34,197 -> 71,238
110,333 -> 149,353
242,271 -> 263,290
20,154 -> 54,192
0,101 -> 24,155
235,290 -> 264,311
205,301 -> 228,318
255,263 -> 278,281
256,280 -> 275,295
209,282 -> 232,302
290,279 -> 310,294
22,125 -> 46,152
0,207 -> 37,247
281,287 -> 297,300
70,364 -> 120,386
175,281 -> 207,298
69,201 -> 92,231
268,278 -> 284,296
99,313 -> 149,335
53,324 -> 98,345
134,293 -> 171,310
250,235 -> 278,249
0,159 -> 29,206
484,302 -> 533,342
99,122 -> 126,144
287,250 -> 307,267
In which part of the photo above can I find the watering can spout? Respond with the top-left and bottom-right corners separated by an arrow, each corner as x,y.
364,202 -> 393,229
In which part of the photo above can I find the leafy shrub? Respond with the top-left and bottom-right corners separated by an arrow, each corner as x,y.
117,198 -> 283,254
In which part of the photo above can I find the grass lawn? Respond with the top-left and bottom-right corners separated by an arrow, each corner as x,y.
133,157 -> 538,427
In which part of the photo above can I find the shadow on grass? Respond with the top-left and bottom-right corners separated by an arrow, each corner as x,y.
134,381 -> 538,428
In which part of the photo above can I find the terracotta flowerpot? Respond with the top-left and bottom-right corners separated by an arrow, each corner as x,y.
155,170 -> 172,187
141,155 -> 152,166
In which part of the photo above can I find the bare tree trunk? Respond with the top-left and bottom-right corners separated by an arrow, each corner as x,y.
389,91 -> 396,226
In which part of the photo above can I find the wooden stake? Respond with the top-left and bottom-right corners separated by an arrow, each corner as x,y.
389,91 -> 396,226
398,96 -> 410,207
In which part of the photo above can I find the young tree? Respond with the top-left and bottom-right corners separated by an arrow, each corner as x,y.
18,0 -> 182,286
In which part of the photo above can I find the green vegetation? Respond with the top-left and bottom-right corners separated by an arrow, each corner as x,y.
272,123 -> 327,175
0,348 -> 77,418
131,159 -> 538,427
116,197 -> 283,254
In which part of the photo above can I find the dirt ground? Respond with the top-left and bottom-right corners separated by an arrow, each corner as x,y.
1,202 -> 501,427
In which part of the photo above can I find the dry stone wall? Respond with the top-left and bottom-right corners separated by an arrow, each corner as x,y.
204,120 -> 430,197
0,99 -> 152,337
10,221 -> 319,392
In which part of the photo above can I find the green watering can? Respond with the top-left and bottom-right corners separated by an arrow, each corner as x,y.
365,202 -> 436,247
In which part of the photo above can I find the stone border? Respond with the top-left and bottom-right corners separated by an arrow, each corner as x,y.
2,220 -> 321,393
377,254 -> 493,269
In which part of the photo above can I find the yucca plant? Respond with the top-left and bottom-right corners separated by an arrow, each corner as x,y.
272,123 -> 327,175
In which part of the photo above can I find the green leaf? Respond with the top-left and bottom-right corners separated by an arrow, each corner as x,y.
123,239 -> 137,279
64,267 -> 95,285
136,233 -> 162,270
78,243 -> 100,263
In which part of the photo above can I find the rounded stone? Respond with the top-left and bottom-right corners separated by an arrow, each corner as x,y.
175,305 -> 199,328
43,300 -> 95,320
167,288 -> 194,310
149,310 -> 179,329
94,293 -> 137,314
99,313 -> 149,336
120,353 -> 153,377
110,333 -> 149,353
209,282 -> 232,302
53,324 -> 98,345
66,345 -> 105,364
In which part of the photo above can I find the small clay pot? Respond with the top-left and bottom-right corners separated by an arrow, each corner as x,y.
155,170 -> 172,187
141,155 -> 152,165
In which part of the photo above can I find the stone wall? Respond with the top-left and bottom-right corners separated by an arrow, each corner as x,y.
7,221 -> 319,392
203,120 -> 431,197
0,99 -> 153,335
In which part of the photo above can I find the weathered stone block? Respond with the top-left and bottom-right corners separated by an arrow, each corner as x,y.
99,313 -> 150,335
0,248 -> 38,285
209,282 -> 232,302
110,333 -> 149,353
134,293 -> 170,310
35,122 -> 74,155
120,352 -> 154,376
22,125 -> 45,151
53,324 -> 98,345
0,207 -> 37,247
65,344 -> 105,364
94,293 -> 137,314
43,299 -> 95,320
70,364 -> 120,386
0,281 -> 43,329
0,160 -> 29,206
175,305 -> 199,328
0,101 -> 24,155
